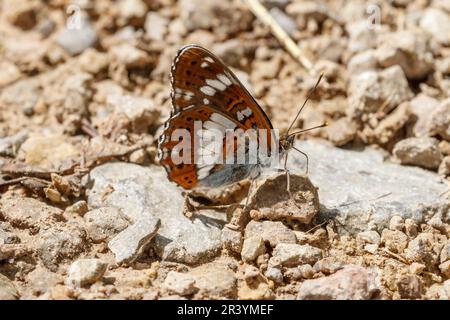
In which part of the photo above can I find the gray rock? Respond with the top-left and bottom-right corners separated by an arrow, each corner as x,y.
27,266 -> 63,296
438,156 -> 450,177
56,15 -> 97,55
405,218 -> 419,238
389,215 -> 405,231
426,279 -> 450,299
0,274 -> 19,300
212,39 -> 249,68
241,236 -> 265,262
163,271 -> 198,296
313,258 -> 346,274
144,12 -> 168,41
87,163 -> 225,264
244,220 -> 297,248
375,30 -> 433,80
244,265 -> 260,281
0,194 -> 63,231
356,231 -> 381,245
37,224 -> 86,271
393,137 -> 442,170
67,259 -> 108,288
105,94 -> 160,133
441,243 -> 450,263
0,78 -> 40,114
272,243 -> 322,267
287,139 -> 449,235
439,261 -> 450,278
347,50 -> 377,75
430,99 -> 450,142
84,207 -> 129,243
409,94 -> 440,137
397,275 -> 422,299
325,117 -> 358,147
108,216 -> 160,264
221,227 -> 243,254
381,229 -> 408,253
348,66 -> 413,122
0,129 -> 28,157
0,224 -> 20,244
265,267 -> 283,284
420,8 -> 450,46
404,233 -> 444,265
297,265 -> 380,300
189,263 -> 237,299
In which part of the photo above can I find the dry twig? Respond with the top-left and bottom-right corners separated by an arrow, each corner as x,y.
244,0 -> 313,73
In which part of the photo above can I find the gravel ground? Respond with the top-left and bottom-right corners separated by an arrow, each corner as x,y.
0,0 -> 449,300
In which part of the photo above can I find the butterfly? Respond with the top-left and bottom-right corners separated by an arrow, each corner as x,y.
157,44 -> 325,195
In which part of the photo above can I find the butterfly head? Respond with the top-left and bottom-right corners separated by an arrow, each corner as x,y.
279,134 -> 295,153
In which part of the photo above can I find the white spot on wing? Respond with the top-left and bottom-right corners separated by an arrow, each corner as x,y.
197,164 -> 214,180
201,62 -> 209,68
206,79 -> 227,91
237,111 -> 244,121
242,107 -> 252,117
217,73 -> 232,86
205,56 -> 214,63
200,86 -> 216,96
210,113 -> 237,129
203,98 -> 209,105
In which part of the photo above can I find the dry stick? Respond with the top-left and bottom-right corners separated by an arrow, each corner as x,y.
244,0 -> 313,73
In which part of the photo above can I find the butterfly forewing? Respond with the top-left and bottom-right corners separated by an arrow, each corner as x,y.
159,45 -> 275,189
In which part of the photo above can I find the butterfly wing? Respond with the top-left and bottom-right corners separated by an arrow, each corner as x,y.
158,45 -> 275,190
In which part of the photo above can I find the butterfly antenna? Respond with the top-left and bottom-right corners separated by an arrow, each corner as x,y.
288,122 -> 328,137
286,72 -> 324,135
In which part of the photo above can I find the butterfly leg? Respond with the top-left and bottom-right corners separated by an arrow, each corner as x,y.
284,152 -> 294,199
292,146 -> 309,175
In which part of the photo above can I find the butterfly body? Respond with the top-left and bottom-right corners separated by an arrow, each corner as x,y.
158,45 -> 296,191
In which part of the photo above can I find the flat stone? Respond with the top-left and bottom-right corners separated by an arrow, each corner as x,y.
108,216 -> 160,264
393,137 -> 442,170
430,99 -> 450,142
241,236 -> 265,263
163,271 -> 198,296
67,259 -> 108,288
84,207 -> 129,243
56,15 -> 97,55
356,231 -> 381,245
397,275 -> 422,299
189,262 -> 237,299
37,224 -> 86,271
375,30 -> 433,80
420,8 -> 450,46
272,243 -> 322,267
297,265 -> 380,300
287,140 -> 449,235
87,163 -> 225,264
409,94 -> 440,137
244,220 -> 297,248
248,173 -> 319,224
381,229 -> 408,254
27,266 -> 63,296
0,193 -> 63,230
